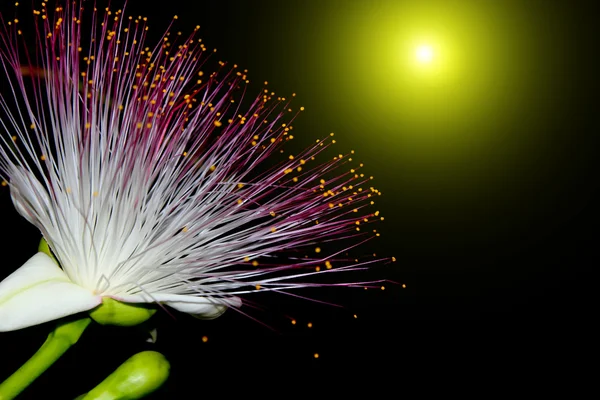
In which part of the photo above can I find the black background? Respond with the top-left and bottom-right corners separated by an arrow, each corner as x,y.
0,0 -> 597,397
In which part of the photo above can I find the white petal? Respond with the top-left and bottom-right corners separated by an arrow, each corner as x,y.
9,167 -> 51,227
114,293 -> 241,320
0,253 -> 102,332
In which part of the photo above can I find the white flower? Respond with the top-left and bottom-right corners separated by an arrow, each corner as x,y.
0,2 -> 382,332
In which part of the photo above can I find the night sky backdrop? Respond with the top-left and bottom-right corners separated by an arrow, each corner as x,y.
1,0 -> 597,397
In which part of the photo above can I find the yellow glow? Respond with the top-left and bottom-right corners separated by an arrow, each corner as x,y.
415,44 -> 434,63
288,0 -> 560,202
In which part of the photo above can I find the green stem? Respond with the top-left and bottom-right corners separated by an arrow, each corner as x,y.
0,317 -> 91,400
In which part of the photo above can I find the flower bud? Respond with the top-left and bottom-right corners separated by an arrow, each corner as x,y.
78,351 -> 170,400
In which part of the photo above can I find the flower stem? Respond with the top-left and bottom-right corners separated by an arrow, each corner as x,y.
0,317 -> 91,400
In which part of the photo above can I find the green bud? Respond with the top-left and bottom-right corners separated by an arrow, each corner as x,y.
79,351 -> 170,400
89,297 -> 157,327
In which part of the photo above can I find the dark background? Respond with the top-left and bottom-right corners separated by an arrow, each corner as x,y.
0,0 -> 597,397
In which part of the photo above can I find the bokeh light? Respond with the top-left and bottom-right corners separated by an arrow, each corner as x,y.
415,44 -> 434,63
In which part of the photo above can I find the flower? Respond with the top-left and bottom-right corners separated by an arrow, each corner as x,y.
0,1 -> 385,332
